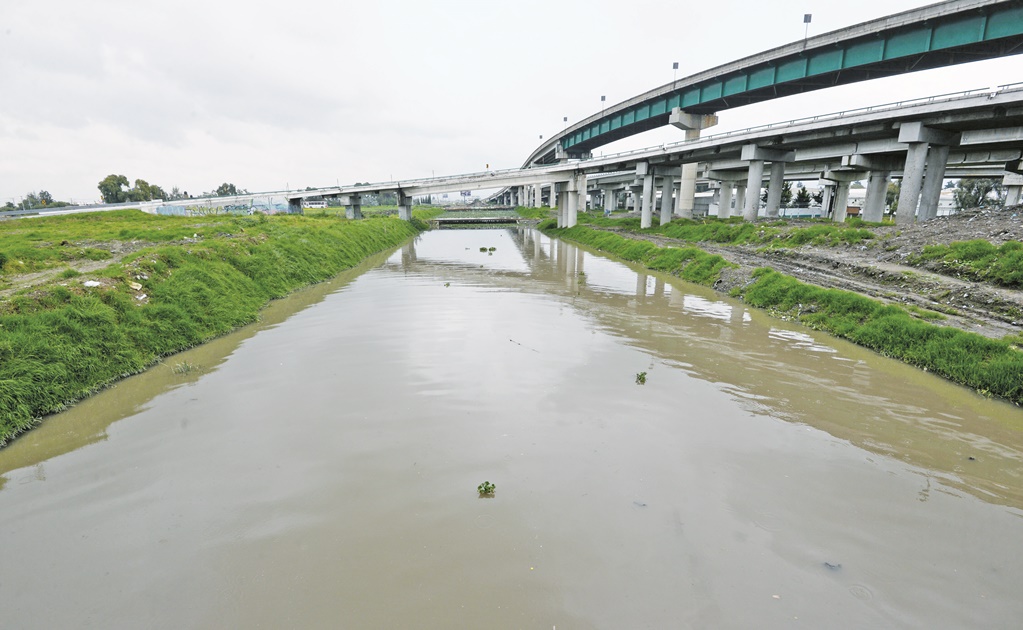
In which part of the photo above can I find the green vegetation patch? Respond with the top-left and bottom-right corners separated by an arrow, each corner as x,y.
0,212 -> 420,445
541,223 -> 733,286
515,206 -> 552,220
908,240 -> 1023,289
577,215 -> 876,248
740,268 -> 1023,404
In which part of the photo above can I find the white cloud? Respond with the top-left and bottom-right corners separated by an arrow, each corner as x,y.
1,0 -> 1018,203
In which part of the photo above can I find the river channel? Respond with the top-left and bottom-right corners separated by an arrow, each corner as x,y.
2,227 -> 1022,628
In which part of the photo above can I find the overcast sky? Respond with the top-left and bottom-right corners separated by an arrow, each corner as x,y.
1,0 -> 1019,204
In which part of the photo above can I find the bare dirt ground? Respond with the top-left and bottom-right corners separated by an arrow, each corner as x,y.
610,206 -> 1023,340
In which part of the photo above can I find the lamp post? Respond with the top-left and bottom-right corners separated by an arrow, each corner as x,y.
673,62 -> 678,83
601,95 -> 606,116
803,14 -> 812,41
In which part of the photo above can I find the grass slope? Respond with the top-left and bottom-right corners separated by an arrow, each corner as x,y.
0,212 -> 420,445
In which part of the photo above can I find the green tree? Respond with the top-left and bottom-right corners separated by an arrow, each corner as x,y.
954,178 -> 1003,210
214,183 -> 246,197
98,174 -> 130,203
794,186 -> 812,208
886,181 -> 901,215
760,182 -> 793,206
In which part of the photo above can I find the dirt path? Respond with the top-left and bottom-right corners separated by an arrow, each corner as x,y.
600,207 -> 1023,340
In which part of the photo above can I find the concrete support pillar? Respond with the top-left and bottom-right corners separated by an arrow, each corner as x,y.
533,184 -> 543,208
344,194 -> 363,220
765,163 -> 786,218
630,185 -> 643,212
659,173 -> 675,226
641,168 -> 655,229
1005,173 -> 1023,206
566,173 -> 585,228
717,183 -> 733,220
734,184 -> 746,218
556,189 -> 568,227
896,143 -> 928,224
919,144 -> 950,221
677,163 -> 698,219
862,171 -> 890,223
832,182 -> 851,223
603,188 -> 615,216
397,191 -> 413,221
669,110 -> 718,217
288,198 -> 303,214
820,185 -> 835,219
743,160 -> 765,221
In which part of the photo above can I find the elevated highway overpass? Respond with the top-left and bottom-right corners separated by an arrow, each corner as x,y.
528,0 -> 1023,166
118,83 -> 1023,229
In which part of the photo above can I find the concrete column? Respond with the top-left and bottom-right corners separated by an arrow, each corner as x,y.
532,184 -> 542,208
288,198 -> 303,214
717,183 -> 733,220
629,185 -> 642,212
743,160 -> 765,221
677,163 -> 698,219
734,184 -> 746,218
765,163 -> 786,218
919,144 -> 950,221
832,182 -> 851,223
1005,173 -> 1023,206
820,185 -> 835,219
659,173 -> 675,226
603,187 -> 615,216
397,192 -> 413,221
641,166 -> 654,229
896,143 -> 928,224
344,194 -> 362,220
862,171 -> 890,222
567,173 -> 584,227
669,110 -> 718,217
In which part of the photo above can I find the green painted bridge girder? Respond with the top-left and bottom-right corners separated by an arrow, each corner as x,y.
557,2 -> 1023,157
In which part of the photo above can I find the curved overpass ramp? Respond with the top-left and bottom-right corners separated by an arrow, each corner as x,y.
525,0 -> 1023,165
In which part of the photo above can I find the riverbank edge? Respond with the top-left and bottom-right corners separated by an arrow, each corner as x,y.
0,216 -> 424,447
541,222 -> 1023,406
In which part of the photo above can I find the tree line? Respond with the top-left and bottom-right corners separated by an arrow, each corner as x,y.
96,175 -> 248,204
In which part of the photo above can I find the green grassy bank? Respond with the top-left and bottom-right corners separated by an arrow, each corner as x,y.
543,222 -> 1023,405
540,221 -> 734,285
0,211 -> 421,445
577,213 -> 879,248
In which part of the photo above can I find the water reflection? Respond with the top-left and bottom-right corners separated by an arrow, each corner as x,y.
388,227 -> 1023,512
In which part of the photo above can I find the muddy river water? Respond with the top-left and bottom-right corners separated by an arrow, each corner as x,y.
2,227 -> 1023,628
